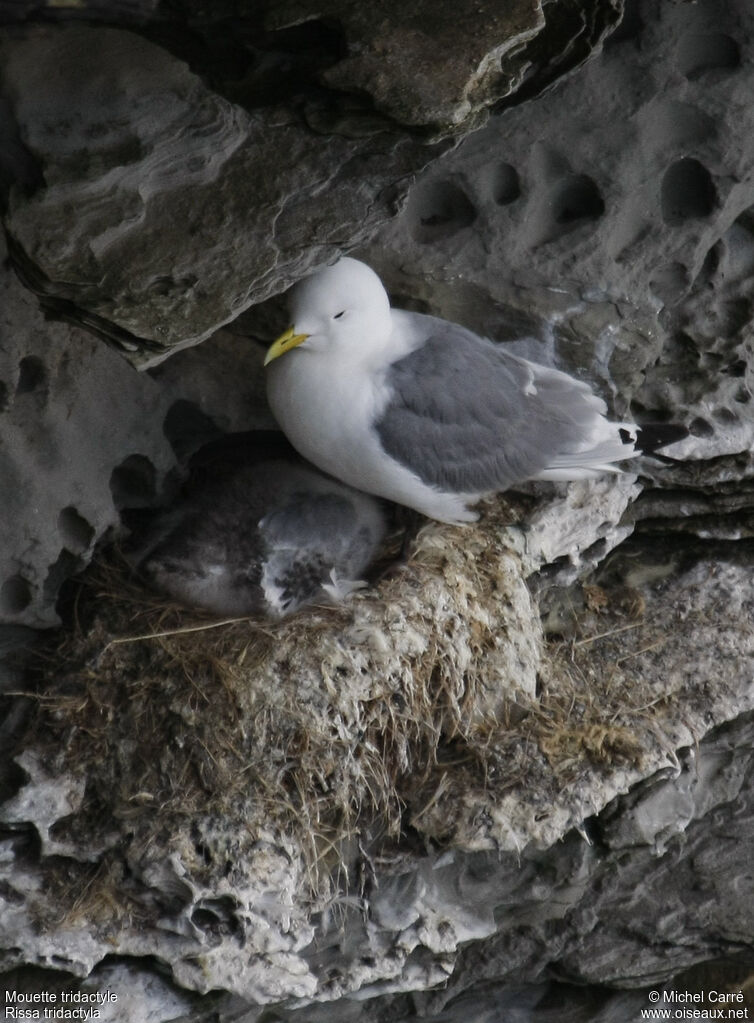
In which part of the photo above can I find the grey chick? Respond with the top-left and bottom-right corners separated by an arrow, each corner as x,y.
127,433 -> 387,617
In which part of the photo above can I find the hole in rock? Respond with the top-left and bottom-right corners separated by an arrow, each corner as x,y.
0,96 -> 46,200
408,180 -> 477,244
649,262 -> 689,305
676,330 -> 704,356
661,158 -> 717,225
194,842 -> 213,866
110,455 -> 157,510
191,897 -> 242,938
0,381 -> 7,411
734,387 -> 751,404
265,18 -> 348,67
678,33 -> 740,79
537,554 -> 573,582
492,163 -> 521,205
724,360 -> 747,378
551,174 -> 605,226
713,407 -> 738,424
0,828 -> 41,864
153,879 -> 195,916
57,506 -> 95,553
1,575 -> 32,614
699,240 -> 721,282
146,17 -> 347,109
689,417 -> 714,438
15,356 -> 47,395
43,550 -> 81,604
47,816 -> 83,847
0,881 -> 24,910
582,538 -> 608,563
163,400 -> 222,461
631,404 -> 675,423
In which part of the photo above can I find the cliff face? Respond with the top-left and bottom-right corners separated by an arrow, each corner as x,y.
1,1 -> 754,1020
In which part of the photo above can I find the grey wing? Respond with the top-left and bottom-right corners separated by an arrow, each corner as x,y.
375,317 -> 606,493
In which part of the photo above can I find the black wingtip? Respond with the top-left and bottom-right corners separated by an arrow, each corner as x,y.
625,423 -> 689,454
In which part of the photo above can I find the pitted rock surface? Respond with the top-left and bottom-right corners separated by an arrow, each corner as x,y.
3,0 -> 754,1020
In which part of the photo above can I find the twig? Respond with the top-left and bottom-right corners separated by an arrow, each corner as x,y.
572,620 -> 645,648
101,617 -> 254,651
615,637 -> 667,665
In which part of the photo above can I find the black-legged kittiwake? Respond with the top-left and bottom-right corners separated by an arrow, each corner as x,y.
127,432 -> 387,617
264,258 -> 672,524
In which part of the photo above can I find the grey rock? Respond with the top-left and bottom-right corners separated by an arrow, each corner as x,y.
278,708 -> 754,1023
0,24 -> 445,363
1,537 -> 752,1016
269,0 -> 547,130
0,233 -> 176,627
0,229 -> 285,631
3,0 -> 754,1019
0,750 -> 86,859
0,1 -> 621,137
0,0 -> 628,364
366,0 -> 754,484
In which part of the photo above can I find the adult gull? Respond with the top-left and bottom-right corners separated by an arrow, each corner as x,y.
265,258 -> 658,524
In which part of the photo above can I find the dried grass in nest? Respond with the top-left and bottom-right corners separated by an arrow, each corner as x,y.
26,548 -> 490,898
21,518 -> 674,907
395,595 -> 681,844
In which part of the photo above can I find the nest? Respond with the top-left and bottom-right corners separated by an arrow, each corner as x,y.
16,502 -> 683,919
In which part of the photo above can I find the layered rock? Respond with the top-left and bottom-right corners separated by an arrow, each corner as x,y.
2,0 -> 754,1020
0,0 -> 614,363
0,24 -> 440,362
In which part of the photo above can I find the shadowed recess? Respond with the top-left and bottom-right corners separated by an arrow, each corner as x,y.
1,575 -> 32,614
15,355 -> 47,395
162,399 -> 222,461
552,174 -> 605,225
677,32 -> 741,79
492,163 -> 521,205
43,550 -> 81,604
58,507 -> 95,554
109,455 -> 158,510
661,159 -> 717,225
724,360 -> 747,378
145,16 -> 350,111
649,262 -> 690,305
689,417 -> 714,438
603,0 -> 643,48
408,179 -> 477,244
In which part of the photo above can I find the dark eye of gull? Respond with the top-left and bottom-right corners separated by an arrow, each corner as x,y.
333,311 -> 346,320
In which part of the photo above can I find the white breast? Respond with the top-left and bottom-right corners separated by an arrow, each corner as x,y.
265,337 -> 478,524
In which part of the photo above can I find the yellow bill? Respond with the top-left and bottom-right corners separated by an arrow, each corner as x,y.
264,325 -> 310,366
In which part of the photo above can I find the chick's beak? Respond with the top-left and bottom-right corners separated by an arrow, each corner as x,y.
264,325 -> 310,366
